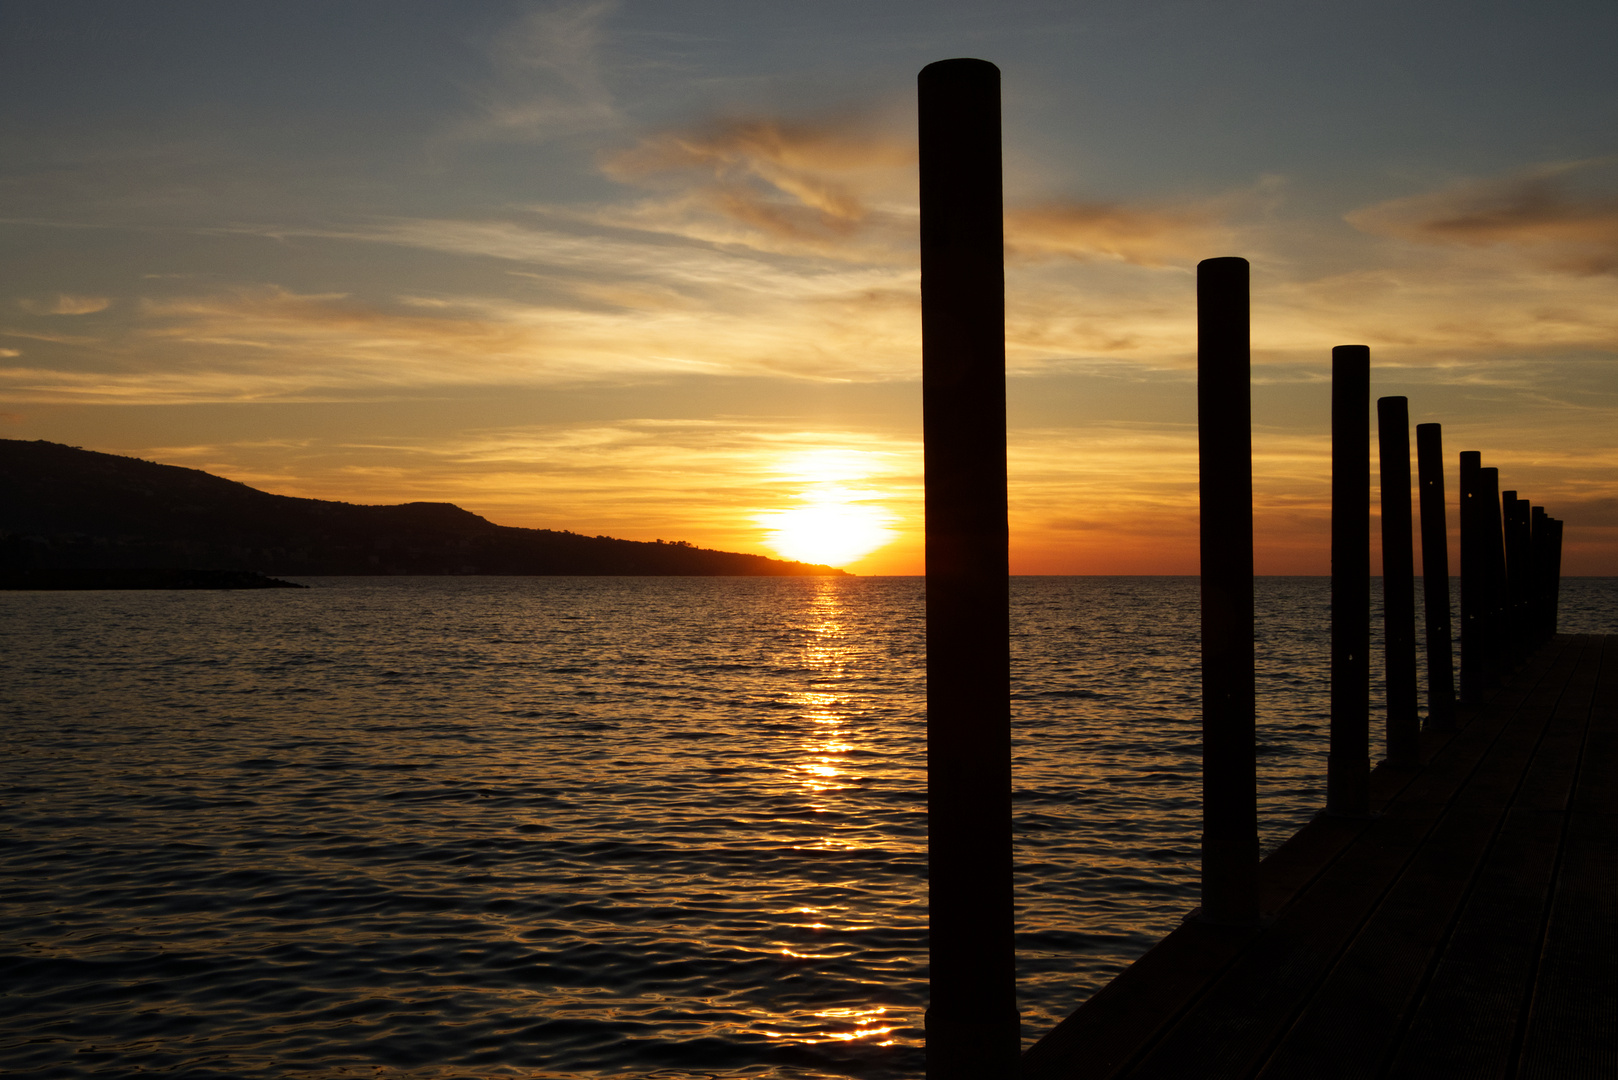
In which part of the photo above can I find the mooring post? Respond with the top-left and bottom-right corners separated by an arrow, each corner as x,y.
1531,506 -> 1551,643
1549,517 -> 1564,634
1480,467 -> 1506,678
1504,495 -> 1532,661
1501,489 -> 1519,662
1458,451 -> 1483,702
1196,256 -> 1259,924
1377,397 -> 1419,767
1414,423 -> 1455,731
1328,345 -> 1371,816
918,57 -> 1018,1080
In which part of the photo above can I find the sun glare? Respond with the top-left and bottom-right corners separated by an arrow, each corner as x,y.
756,449 -> 899,568
760,494 -> 896,567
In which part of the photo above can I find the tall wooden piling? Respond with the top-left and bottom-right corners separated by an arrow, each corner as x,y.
1376,397 -> 1418,767
1196,256 -> 1259,924
1458,451 -> 1483,702
1504,494 -> 1532,660
917,57 -> 1018,1080
1480,467 -> 1506,678
1548,517 -> 1564,634
1531,506 -> 1551,643
1414,424 -> 1455,730
1329,346 -> 1370,815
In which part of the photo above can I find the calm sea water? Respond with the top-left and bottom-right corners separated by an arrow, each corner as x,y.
3,576 -> 1614,1079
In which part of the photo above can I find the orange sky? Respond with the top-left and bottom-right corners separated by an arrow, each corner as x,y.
3,3 -> 1616,575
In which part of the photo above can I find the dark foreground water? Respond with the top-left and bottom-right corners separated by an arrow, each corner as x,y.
3,576 -> 1614,1078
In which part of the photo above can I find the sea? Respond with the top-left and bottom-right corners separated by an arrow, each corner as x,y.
3,575 -> 1615,1079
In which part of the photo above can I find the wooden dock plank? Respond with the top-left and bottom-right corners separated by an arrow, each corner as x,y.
1021,813 -> 1385,1080
1035,637 -> 1566,1075
1383,807 -> 1562,1080
1021,636 -> 1614,1080
1252,807 -> 1509,1080
1570,635 -> 1618,817
1518,635 -> 1616,1080
1122,802 -> 1484,1075
1377,639 -> 1602,1080
1257,636 -> 1596,1078
1517,811 -> 1618,1079
1018,918 -> 1259,1080
1240,642 -> 1585,1079
1119,642 -> 1576,1079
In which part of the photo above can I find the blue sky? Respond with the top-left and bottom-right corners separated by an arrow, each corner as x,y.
4,0 -> 1616,572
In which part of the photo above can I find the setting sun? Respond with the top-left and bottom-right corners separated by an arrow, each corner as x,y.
759,493 -> 897,567
755,449 -> 902,568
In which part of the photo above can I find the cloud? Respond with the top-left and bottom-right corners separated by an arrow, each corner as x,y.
18,294 -> 111,315
1347,160 -> 1618,275
1252,259 -> 1618,360
0,247 -> 924,404
0,348 -> 19,358
599,114 -> 916,258
459,1 -> 620,143
1004,200 -> 1228,267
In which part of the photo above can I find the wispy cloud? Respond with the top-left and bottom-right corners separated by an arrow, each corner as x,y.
598,113 -> 916,259
458,0 -> 621,143
1347,159 -> 1618,275
1005,200 -> 1228,267
1254,258 -> 1618,360
0,252 -> 924,404
18,294 -> 110,315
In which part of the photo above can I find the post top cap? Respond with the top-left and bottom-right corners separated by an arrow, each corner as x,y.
919,57 -> 1001,82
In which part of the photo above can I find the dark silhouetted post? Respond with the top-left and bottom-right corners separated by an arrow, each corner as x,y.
1504,494 -> 1531,660
1480,467 -> 1506,678
1377,397 -> 1418,767
1415,424 -> 1455,731
1197,256 -> 1258,924
1329,346 -> 1370,816
1531,506 -> 1551,643
1548,517 -> 1564,634
1500,488 -> 1515,660
1458,451 -> 1483,702
918,57 -> 1018,1080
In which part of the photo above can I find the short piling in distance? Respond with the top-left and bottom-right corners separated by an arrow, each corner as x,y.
1458,451 -> 1483,702
1531,506 -> 1552,643
1377,397 -> 1419,768
1196,256 -> 1259,924
1329,345 -> 1370,816
1415,423 -> 1455,730
1480,467 -> 1507,678
1501,489 -> 1514,648
917,57 -> 1019,1080
1504,494 -> 1532,660
1548,516 -> 1565,634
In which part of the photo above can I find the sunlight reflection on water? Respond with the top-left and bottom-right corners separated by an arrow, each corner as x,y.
2,576 -> 1612,1078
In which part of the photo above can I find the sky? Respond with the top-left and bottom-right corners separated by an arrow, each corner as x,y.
3,0 -> 1616,575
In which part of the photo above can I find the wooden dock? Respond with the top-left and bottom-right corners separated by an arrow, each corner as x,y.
1024,632 -> 1617,1080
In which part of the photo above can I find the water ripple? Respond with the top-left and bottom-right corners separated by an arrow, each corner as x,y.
3,575 -> 1613,1077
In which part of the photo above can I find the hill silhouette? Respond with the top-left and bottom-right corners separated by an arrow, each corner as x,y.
0,440 -> 847,579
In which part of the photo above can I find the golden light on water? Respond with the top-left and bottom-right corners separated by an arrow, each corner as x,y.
760,1007 -> 898,1046
792,582 -> 856,805
757,449 -> 898,568
755,581 -> 904,1049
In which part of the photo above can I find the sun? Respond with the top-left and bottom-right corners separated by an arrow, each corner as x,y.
756,448 -> 900,568
759,491 -> 897,567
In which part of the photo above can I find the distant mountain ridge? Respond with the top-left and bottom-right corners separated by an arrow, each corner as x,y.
0,440 -> 847,577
